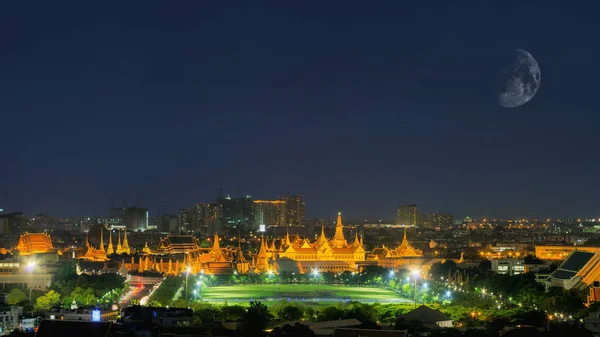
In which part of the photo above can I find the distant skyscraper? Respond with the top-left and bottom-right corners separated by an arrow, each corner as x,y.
191,202 -> 222,235
218,194 -> 254,229
396,204 -> 417,227
432,212 -> 453,228
110,207 -> 148,231
283,195 -> 305,226
253,200 -> 286,227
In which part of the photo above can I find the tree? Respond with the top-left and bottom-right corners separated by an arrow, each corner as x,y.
35,290 -> 61,311
277,304 -> 304,321
244,301 -> 273,337
479,259 -> 492,272
269,323 -> 316,337
221,305 -> 247,321
147,300 -> 163,307
7,288 -> 27,305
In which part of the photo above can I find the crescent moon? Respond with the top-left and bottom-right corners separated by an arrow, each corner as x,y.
498,49 -> 541,108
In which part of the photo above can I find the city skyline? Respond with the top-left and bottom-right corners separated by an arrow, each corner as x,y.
3,2 -> 600,218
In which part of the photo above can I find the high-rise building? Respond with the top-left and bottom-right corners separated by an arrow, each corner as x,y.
432,212 -> 453,228
191,202 -> 222,235
0,212 -> 26,234
253,200 -> 286,227
396,204 -> 417,227
110,207 -> 148,231
283,195 -> 305,226
218,195 -> 253,229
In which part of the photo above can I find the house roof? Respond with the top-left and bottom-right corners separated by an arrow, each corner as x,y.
36,320 -> 113,337
550,251 -> 596,280
400,305 -> 452,323
309,318 -> 362,329
560,251 -> 595,271
551,269 -> 577,280
168,236 -> 196,244
333,328 -> 408,337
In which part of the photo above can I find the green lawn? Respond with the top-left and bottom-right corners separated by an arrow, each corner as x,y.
198,284 -> 410,306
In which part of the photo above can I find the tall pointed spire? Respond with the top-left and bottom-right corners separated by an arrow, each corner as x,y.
85,233 -> 90,248
353,229 -> 360,247
107,230 -> 114,255
99,228 -> 105,252
403,226 -> 408,242
213,232 -> 220,250
332,212 -> 348,248
116,230 -> 122,252
285,228 -> 291,246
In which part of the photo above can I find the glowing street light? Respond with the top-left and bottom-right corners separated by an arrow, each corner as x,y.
411,269 -> 420,308
185,267 -> 192,307
27,261 -> 35,302
389,270 -> 395,278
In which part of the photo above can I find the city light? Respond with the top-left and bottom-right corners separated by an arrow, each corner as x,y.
389,270 -> 395,278
312,269 -> 320,277
422,283 -> 428,289
186,267 -> 192,274
411,269 -> 420,277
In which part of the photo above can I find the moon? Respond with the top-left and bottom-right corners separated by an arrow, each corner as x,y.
498,49 -> 541,108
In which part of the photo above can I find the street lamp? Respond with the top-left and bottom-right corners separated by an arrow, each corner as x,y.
411,269 -> 420,308
27,261 -> 35,303
185,267 -> 192,307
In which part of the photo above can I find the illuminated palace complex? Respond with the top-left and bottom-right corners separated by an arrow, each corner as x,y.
79,213 -> 423,276
127,213 -> 366,275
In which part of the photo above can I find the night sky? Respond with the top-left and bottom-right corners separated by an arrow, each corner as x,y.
2,2 -> 599,219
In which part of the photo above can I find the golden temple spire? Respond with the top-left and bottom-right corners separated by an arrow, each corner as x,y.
331,212 -> 348,248
85,233 -> 90,248
403,226 -> 407,242
213,232 -> 220,250
107,230 -> 114,255
99,228 -> 105,252
353,229 -> 360,247
117,230 -> 122,250
123,229 -> 129,248
285,228 -> 291,246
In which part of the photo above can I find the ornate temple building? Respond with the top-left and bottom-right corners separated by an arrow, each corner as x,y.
115,230 -> 131,255
155,236 -> 201,254
263,213 -> 366,274
124,233 -> 239,275
16,233 -> 56,255
367,227 -> 425,270
119,213 -> 366,276
82,231 -> 108,262
81,229 -> 132,261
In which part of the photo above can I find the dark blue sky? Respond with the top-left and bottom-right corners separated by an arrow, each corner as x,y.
1,2 -> 599,219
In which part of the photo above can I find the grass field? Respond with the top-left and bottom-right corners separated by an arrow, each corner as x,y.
199,284 -> 410,307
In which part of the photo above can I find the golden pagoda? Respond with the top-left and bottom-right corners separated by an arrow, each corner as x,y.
275,213 -> 366,274
142,242 -> 152,254
115,230 -> 131,255
366,226 -> 424,269
107,231 -> 115,255
16,233 -> 56,255
82,231 -> 108,262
